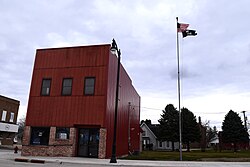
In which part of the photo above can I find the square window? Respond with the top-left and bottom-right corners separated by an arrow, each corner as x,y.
1,110 -> 7,121
41,79 -> 51,96
84,77 -> 95,95
56,127 -> 70,140
62,78 -> 72,95
30,127 -> 50,145
9,112 -> 14,122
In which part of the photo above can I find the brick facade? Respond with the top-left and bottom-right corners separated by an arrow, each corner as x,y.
22,126 -> 30,146
0,95 -> 20,145
22,126 -> 77,157
0,95 -> 19,124
98,128 -> 106,159
22,127 -> 108,158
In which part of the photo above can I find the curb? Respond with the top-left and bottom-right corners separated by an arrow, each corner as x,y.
15,158 -> 45,164
14,158 -> 29,162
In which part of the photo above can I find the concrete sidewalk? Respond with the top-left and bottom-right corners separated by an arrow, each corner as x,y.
0,149 -> 249,167
13,155 -> 250,167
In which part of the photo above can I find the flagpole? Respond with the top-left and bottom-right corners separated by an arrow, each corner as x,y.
176,17 -> 182,161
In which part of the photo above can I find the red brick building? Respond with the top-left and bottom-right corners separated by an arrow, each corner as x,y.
22,44 -> 140,158
0,95 -> 20,145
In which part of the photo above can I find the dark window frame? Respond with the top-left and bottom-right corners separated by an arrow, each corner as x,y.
159,141 -> 163,147
84,77 -> 95,95
41,78 -> 52,96
30,127 -> 50,146
55,127 -> 70,140
61,78 -> 73,96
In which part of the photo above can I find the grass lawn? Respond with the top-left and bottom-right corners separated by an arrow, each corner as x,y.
123,150 -> 250,161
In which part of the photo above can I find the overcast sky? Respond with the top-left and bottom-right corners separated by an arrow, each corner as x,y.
1,0 -> 250,129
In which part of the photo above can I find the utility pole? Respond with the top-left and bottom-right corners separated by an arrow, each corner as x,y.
176,17 -> 197,161
176,17 -> 182,161
241,111 -> 247,130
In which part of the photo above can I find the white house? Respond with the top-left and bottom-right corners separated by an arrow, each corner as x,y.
140,122 -> 179,151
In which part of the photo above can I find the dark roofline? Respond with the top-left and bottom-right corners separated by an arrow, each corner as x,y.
141,122 -> 161,138
36,44 -> 111,51
0,95 -> 20,104
140,122 -> 158,139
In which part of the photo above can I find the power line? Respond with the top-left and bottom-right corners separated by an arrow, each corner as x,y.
140,106 -> 250,116
141,106 -> 227,115
141,107 -> 163,111
195,112 -> 226,115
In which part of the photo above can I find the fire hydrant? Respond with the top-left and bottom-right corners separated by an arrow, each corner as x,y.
14,146 -> 18,154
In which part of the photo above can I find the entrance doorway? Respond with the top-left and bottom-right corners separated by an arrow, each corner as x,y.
78,128 -> 99,158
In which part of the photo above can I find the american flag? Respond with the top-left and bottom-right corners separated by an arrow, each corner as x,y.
177,23 -> 189,32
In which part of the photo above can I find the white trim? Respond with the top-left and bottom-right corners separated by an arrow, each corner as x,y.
140,122 -> 157,139
0,122 -> 18,132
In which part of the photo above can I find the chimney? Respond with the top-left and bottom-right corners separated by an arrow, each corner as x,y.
198,116 -> 201,125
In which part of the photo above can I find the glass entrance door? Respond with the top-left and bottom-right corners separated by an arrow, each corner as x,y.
78,128 -> 99,158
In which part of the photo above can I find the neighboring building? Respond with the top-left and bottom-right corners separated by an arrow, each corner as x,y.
209,135 -> 219,149
140,121 -> 178,151
22,44 -> 140,159
0,95 -> 20,145
140,118 -> 206,151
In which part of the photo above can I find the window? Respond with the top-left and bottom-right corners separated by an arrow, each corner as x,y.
1,110 -> 7,121
166,141 -> 170,147
62,78 -> 72,95
159,141 -> 163,147
56,127 -> 70,140
30,127 -> 50,145
9,112 -> 14,122
84,77 -> 95,95
41,79 -> 51,96
142,131 -> 146,136
143,139 -> 149,145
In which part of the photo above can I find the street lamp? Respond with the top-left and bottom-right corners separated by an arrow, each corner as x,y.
110,38 -> 121,163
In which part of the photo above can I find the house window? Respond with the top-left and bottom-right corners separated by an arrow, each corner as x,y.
56,127 -> 70,140
1,110 -> 7,121
159,141 -> 163,147
142,131 -> 146,136
166,141 -> 170,147
84,77 -> 95,95
62,78 -> 72,95
41,79 -> 51,96
9,112 -> 15,122
30,127 -> 50,145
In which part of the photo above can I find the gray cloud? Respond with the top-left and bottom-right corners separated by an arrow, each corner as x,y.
1,0 -> 250,126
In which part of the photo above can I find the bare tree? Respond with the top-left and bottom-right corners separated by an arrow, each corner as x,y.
16,117 -> 26,143
203,120 -> 218,147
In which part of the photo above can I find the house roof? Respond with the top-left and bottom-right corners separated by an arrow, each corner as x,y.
139,127 -> 144,133
147,124 -> 160,138
140,122 -> 160,139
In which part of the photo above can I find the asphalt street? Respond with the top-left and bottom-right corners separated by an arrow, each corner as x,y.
1,149 -> 250,167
